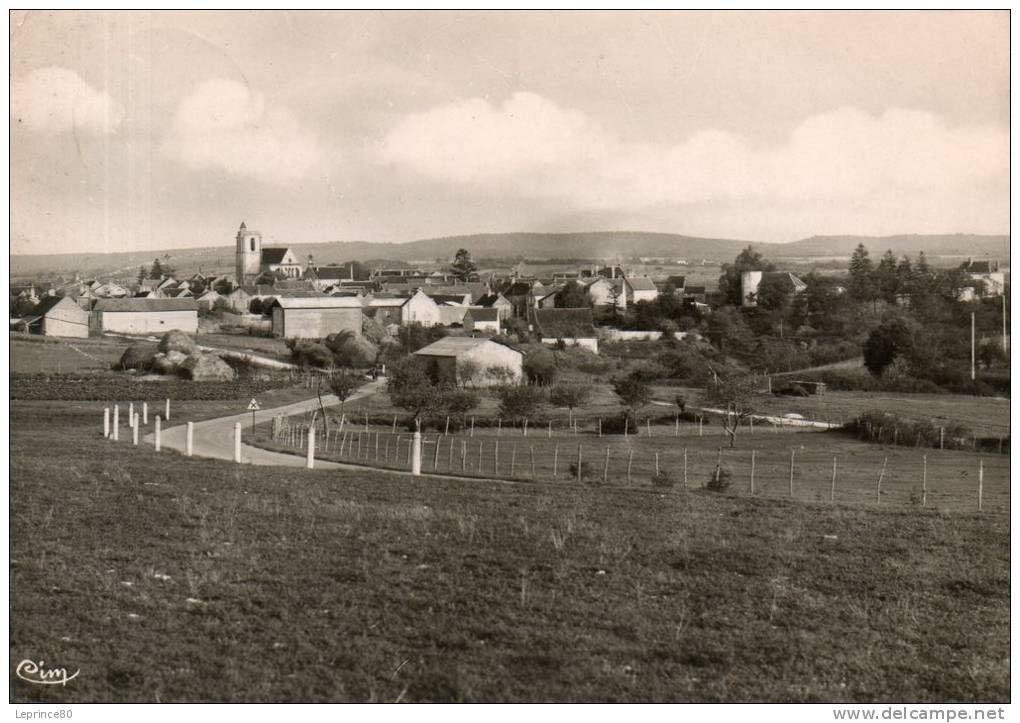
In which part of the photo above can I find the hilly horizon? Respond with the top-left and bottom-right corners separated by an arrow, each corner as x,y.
9,230 -> 1009,279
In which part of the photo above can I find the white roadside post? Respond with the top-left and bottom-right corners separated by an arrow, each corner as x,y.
142,402 -> 148,425
129,402 -> 134,425
132,418 -> 139,446
103,408 -> 110,438
411,429 -> 422,475
112,405 -> 120,441
165,398 -> 171,422
186,422 -> 194,457
306,427 -> 315,469
234,423 -> 242,463
154,416 -> 161,452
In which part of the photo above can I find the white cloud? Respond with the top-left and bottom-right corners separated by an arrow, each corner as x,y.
379,92 -> 1008,215
162,78 -> 319,185
11,67 -> 122,134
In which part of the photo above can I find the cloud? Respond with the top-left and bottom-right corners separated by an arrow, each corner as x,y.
379,92 -> 1008,215
162,78 -> 319,185
11,67 -> 122,134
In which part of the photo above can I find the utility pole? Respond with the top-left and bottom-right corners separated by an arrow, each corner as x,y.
1003,294 -> 1008,353
971,312 -> 976,381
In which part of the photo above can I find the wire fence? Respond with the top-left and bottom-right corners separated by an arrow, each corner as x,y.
263,414 -> 1009,514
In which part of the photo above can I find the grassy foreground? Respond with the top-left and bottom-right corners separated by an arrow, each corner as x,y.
10,402 -> 1009,703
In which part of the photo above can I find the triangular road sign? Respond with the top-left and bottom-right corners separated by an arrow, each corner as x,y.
247,398 -> 261,411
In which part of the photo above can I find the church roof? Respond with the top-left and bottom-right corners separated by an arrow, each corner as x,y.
260,247 -> 294,264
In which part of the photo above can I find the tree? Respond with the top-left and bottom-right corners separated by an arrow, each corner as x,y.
874,250 -> 899,304
450,248 -> 477,282
548,384 -> 591,426
148,258 -> 166,280
11,295 -> 37,318
398,323 -> 447,353
863,317 -> 915,375
755,273 -> 793,312
325,366 -> 363,430
612,372 -> 652,415
523,350 -> 558,385
718,246 -> 776,307
137,265 -> 148,284
213,278 -> 235,295
848,244 -> 875,302
704,374 -> 757,447
496,384 -> 546,427
387,356 -> 450,431
444,388 -> 479,428
555,280 -> 590,308
457,359 -> 482,388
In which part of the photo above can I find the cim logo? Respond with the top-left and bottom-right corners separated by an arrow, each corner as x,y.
15,660 -> 79,686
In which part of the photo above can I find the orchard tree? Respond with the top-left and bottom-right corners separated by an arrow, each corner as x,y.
548,384 -> 591,427
387,356 -> 450,431
496,384 -> 546,428
704,374 -> 757,447
324,366 -> 363,432
555,280 -> 590,308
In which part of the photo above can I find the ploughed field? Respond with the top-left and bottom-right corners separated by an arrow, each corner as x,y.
10,399 -> 1007,702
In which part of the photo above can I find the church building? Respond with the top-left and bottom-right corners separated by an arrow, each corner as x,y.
235,221 -> 304,285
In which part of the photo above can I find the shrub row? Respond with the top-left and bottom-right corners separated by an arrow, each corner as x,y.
10,373 -> 300,401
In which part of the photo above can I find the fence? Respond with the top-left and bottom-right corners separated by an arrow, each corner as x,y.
264,412 -> 1009,514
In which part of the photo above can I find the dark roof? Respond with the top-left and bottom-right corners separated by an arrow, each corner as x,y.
475,293 -> 510,307
466,307 -> 500,321
312,265 -> 353,280
429,294 -> 471,305
534,308 -> 597,338
665,275 -> 687,287
94,298 -> 198,312
684,286 -> 707,295
960,259 -> 998,273
260,247 -> 294,265
503,281 -> 536,296
414,337 -> 523,358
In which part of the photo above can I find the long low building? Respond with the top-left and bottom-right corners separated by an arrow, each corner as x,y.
270,296 -> 363,339
413,337 -> 524,387
93,298 -> 199,334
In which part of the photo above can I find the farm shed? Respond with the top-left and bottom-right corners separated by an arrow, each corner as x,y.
438,305 -> 470,327
534,308 -> 599,353
475,292 -> 514,320
93,298 -> 199,335
464,307 -> 501,334
22,296 -> 90,338
414,337 -> 524,387
363,289 -> 441,327
270,296 -> 363,340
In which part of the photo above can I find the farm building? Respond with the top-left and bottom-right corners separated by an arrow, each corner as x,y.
437,305 -> 470,327
363,289 -> 441,327
624,276 -> 659,305
959,259 -> 1006,297
464,307 -> 501,333
585,277 -> 626,309
414,337 -> 524,387
270,297 -> 363,339
534,308 -> 599,353
93,298 -> 199,335
195,290 -> 222,311
475,292 -> 514,320
740,271 -> 807,307
20,295 -> 90,338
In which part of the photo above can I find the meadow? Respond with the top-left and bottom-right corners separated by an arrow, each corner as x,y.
10,401 -> 1009,703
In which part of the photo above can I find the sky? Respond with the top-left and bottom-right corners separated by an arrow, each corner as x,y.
9,10 -> 1010,255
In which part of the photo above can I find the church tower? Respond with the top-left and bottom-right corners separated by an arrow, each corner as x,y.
235,221 -> 262,286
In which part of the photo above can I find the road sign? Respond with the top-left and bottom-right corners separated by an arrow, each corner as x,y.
247,398 -> 261,411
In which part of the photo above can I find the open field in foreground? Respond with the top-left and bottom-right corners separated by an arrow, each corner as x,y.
11,401 -> 1009,702
10,334 -> 131,373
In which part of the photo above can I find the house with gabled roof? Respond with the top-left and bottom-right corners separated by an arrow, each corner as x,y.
414,337 -> 523,387
534,308 -> 599,353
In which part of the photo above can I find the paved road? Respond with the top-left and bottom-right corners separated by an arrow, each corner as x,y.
146,380 -> 386,467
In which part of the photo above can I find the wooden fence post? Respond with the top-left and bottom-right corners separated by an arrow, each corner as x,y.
433,436 -> 441,470
461,440 -> 467,472
553,444 -> 558,479
477,441 -> 483,473
627,449 -> 634,484
470,417 -> 475,437
699,417 -> 703,437
103,408 -> 110,438
922,455 -> 927,508
306,427 -> 315,469
876,457 -> 887,504
683,448 -> 688,489
655,451 -> 660,478
142,401 -> 148,425
750,449 -> 756,495
646,419 -> 652,437
548,420 -> 552,438
830,456 -> 837,503
530,446 -> 536,480
132,418 -> 139,446
576,444 -> 583,483
494,440 -> 500,476
788,448 -> 795,497
510,444 -> 517,477
940,427 -> 944,450
603,447 -> 610,484
978,459 -> 984,512
165,398 -> 170,422
233,422 -> 241,463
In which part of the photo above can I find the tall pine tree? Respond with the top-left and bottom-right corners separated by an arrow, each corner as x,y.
848,243 -> 874,302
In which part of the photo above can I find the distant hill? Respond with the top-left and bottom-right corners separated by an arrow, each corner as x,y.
775,234 -> 1010,261
10,230 -> 1009,279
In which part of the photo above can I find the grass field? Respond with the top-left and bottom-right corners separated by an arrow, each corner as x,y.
10,401 -> 1009,702
196,333 -> 291,361
10,334 -> 130,373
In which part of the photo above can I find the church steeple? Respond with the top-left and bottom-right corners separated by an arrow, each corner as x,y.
235,222 -> 262,286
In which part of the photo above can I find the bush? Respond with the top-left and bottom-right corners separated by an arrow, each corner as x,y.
651,470 -> 676,488
523,350 -> 558,385
496,384 -> 546,423
117,343 -> 158,371
157,330 -> 196,355
289,340 -> 333,369
568,460 -> 602,484
325,332 -> 377,368
842,410 -> 973,451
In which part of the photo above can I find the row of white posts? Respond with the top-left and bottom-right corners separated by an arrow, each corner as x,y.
102,399 -> 194,458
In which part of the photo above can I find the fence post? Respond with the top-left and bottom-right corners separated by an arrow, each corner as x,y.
234,422 -> 242,463
129,402 -> 134,425
392,416 -> 397,433
749,416 -> 754,435
142,402 -> 148,425
598,418 -> 602,437
647,419 -> 652,437
523,418 -> 528,437
655,451 -> 660,478
112,405 -> 119,441
788,448 -> 795,497
186,422 -> 194,457
510,444 -> 517,477
627,449 -> 634,484
153,416 -> 161,452
699,417 -> 703,437
675,415 -> 679,437
683,448 -> 688,489
940,427 -> 944,450
165,398 -> 170,422
530,446 -> 536,480
470,417 -> 475,437
750,449 -> 756,495
876,457 -> 887,504
830,456 -> 837,503
603,447 -> 610,484
922,455 -> 927,507
461,440 -> 467,472
576,445 -> 583,483
477,441 -> 483,473
978,459 -> 984,512
411,431 -> 421,475
494,440 -> 500,476
306,427 -> 315,469
624,417 -> 628,437
433,436 -> 441,470
548,420 -> 552,438
133,418 -> 139,446
375,432 -> 380,461
552,444 -> 559,479
103,408 -> 110,438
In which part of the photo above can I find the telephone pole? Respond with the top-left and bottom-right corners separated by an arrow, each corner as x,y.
971,312 -> 976,381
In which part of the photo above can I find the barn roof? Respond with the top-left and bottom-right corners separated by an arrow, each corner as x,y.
466,307 -> 500,321
414,337 -> 523,358
33,295 -> 80,317
272,297 -> 364,309
534,308 -> 597,338
475,293 -> 510,307
95,298 -> 198,312
625,276 -> 658,291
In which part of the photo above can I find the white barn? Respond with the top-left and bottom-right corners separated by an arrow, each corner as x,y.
93,298 -> 199,335
414,337 -> 523,387
270,297 -> 363,339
